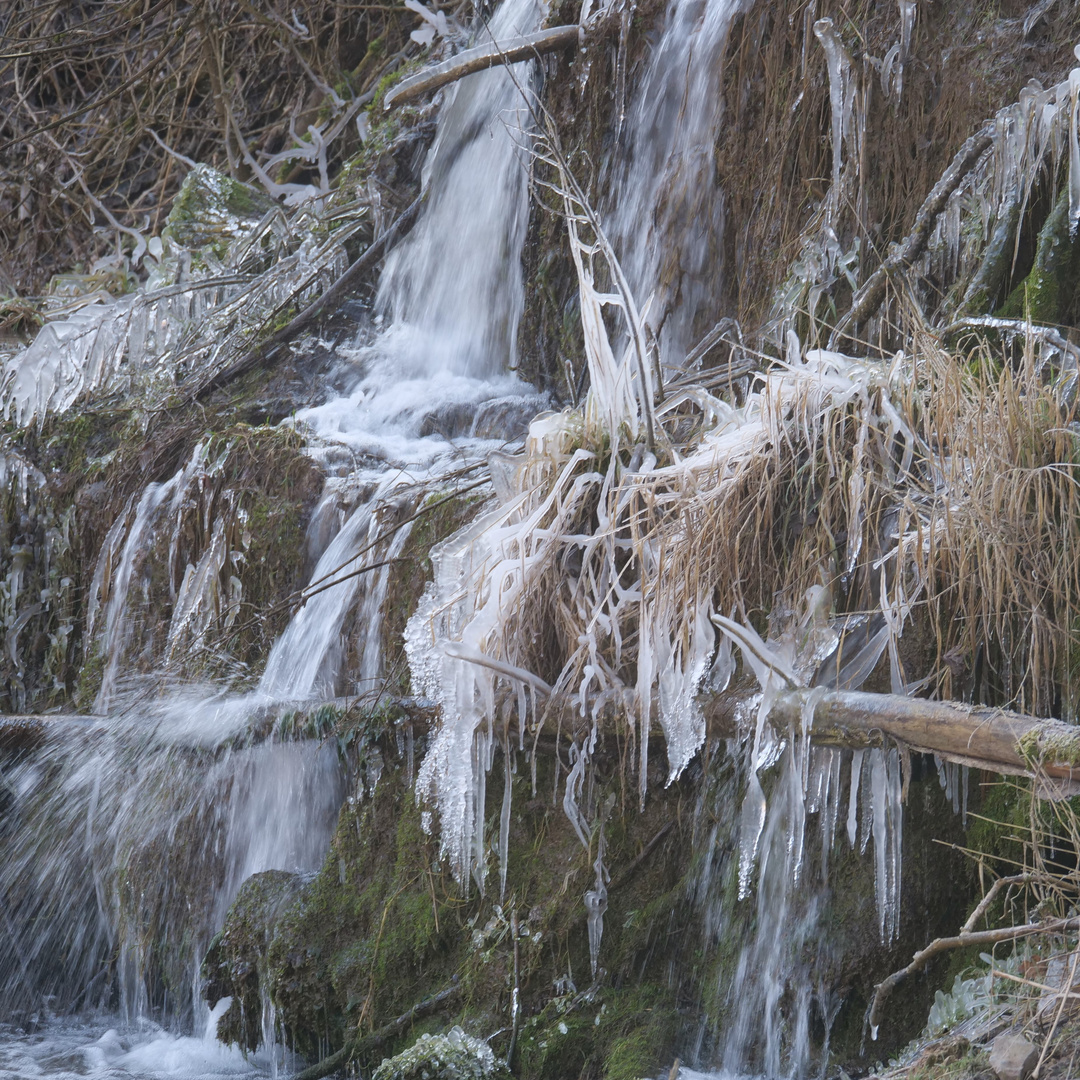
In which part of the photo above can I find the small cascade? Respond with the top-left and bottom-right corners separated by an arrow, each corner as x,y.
691,730 -> 907,1076
259,479 -> 415,702
607,0 -> 744,365
0,0 -> 550,1049
376,0 -> 543,380
0,692 -> 342,1026
89,442 -> 223,711
721,743 -> 835,1078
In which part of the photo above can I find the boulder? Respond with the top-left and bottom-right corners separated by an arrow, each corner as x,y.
988,1033 -> 1039,1080
372,1026 -> 510,1080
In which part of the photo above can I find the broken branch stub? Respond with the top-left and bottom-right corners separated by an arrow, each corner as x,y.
383,25 -> 580,110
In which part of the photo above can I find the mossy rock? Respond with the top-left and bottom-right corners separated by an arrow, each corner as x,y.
203,869 -> 306,1051
372,1026 -> 510,1080
998,186 -> 1080,328
163,164 -> 276,254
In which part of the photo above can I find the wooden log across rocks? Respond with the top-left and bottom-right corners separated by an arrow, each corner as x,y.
4,688 -> 1079,793
0,715 -> 49,753
703,688 -> 1080,794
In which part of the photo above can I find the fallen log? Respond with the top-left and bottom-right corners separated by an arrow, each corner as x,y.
6,687 -> 1077,791
0,715 -> 49,753
0,697 -> 438,756
383,25 -> 580,110
704,688 -> 1080,793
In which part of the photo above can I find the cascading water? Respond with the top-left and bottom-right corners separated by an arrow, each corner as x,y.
606,0 -> 744,367
0,0 -> 548,1072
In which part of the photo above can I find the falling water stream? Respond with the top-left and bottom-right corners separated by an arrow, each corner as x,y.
0,0 -> 546,1074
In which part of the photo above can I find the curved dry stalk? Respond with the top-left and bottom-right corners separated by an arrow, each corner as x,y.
869,916 -> 1080,1031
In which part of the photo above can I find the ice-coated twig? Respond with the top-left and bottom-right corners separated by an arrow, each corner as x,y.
830,124 -> 994,345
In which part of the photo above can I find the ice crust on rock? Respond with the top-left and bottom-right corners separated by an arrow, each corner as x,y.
372,1027 -> 507,1080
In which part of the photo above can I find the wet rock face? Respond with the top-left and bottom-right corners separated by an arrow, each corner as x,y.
202,869 -> 307,1052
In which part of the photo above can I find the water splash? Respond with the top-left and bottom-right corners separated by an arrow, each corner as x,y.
0,691 -> 342,1026
0,1000 -> 275,1080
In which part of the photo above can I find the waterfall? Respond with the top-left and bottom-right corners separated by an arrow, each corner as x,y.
5,0 -> 1060,1074
375,0 -> 542,381
0,0 -> 548,1062
607,0 -> 744,367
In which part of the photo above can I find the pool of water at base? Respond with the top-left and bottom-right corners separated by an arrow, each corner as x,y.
0,1001 -> 285,1080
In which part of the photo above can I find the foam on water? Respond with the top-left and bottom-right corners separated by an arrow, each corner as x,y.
0,1001 -> 277,1080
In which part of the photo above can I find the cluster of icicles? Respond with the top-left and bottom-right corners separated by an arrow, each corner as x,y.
0,174 -> 352,427
775,29 -> 1080,346
406,28 -> 1080,965
406,334 -> 914,939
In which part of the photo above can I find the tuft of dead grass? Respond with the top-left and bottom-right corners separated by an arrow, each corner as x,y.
0,0 -> 420,297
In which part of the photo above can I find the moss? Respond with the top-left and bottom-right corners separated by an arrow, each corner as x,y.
74,642 -> 106,710
596,988 -> 681,1080
516,996 -> 598,1080
203,870 -> 306,1051
903,1045 -> 990,1080
998,186 -> 1080,327
163,164 -> 276,254
1018,725 -> 1080,768
255,749 -> 457,1061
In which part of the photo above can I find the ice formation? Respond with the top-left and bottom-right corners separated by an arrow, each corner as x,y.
0,193 -> 350,427
813,18 -> 857,227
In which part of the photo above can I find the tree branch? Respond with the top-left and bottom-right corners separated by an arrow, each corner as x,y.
869,917 -> 1080,1031
829,125 -> 994,347
293,980 -> 461,1080
383,25 -> 580,110
192,193 -> 424,398
704,688 -> 1080,793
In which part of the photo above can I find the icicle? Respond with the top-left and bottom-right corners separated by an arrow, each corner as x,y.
814,18 -> 855,224
870,750 -> 888,937
655,596 -> 714,782
498,745 -> 513,901
562,743 -> 591,848
584,797 -> 611,980
847,748 -> 864,847
868,746 -> 903,942
1069,57 -> 1080,235
895,1 -> 916,101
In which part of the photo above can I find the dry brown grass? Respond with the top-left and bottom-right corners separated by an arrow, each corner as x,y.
461,310 -> 1080,758
0,0 -> 419,297
710,0 -> 1080,339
